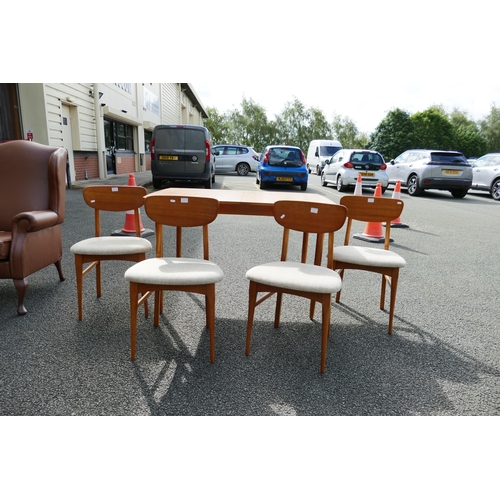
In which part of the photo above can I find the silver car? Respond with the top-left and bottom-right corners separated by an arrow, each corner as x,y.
213,144 -> 259,175
470,152 -> 500,200
387,149 -> 472,198
321,149 -> 389,193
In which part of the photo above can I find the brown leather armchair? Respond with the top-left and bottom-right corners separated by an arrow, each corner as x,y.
0,140 -> 67,315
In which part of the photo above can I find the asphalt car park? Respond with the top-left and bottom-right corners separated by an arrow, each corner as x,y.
1,172 -> 499,416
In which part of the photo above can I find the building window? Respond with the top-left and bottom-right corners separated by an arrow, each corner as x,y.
144,130 -> 152,152
104,119 -> 134,152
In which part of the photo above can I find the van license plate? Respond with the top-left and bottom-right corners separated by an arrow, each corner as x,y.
159,155 -> 178,161
277,177 -> 293,182
360,172 -> 374,177
443,169 -> 460,175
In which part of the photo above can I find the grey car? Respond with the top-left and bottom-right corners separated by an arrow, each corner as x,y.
470,152 -> 500,200
213,144 -> 259,176
321,149 -> 389,193
387,149 -> 472,198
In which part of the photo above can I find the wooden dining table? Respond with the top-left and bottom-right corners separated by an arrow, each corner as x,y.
144,187 -> 335,216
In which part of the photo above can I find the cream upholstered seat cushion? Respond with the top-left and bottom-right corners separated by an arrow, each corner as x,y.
124,257 -> 224,286
70,236 -> 152,256
246,261 -> 342,294
334,246 -> 406,268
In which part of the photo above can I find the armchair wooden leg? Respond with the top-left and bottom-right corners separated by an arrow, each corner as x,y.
54,260 -> 65,281
335,269 -> 345,303
388,271 -> 399,335
14,278 -> 28,315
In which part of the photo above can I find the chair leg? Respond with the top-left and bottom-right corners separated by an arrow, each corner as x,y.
246,280 -> 258,355
206,284 -> 216,363
320,294 -> 331,374
274,292 -> 283,328
335,269 -> 345,303
14,278 -> 28,316
96,261 -> 102,297
130,282 -> 139,360
154,290 -> 161,327
54,260 -> 65,281
75,255 -> 84,320
380,274 -> 387,310
388,270 -> 399,335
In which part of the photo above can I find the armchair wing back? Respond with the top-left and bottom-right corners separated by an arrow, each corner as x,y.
0,140 -> 67,315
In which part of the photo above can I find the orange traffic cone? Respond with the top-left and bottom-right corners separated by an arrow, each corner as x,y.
353,183 -> 390,243
385,180 -> 409,228
112,174 -> 154,237
353,173 -> 363,196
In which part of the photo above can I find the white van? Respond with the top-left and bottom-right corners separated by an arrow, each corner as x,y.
306,139 -> 342,175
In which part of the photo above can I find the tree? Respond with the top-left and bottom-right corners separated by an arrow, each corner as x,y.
331,114 -> 366,149
480,103 -> 500,152
449,108 -> 487,158
411,107 -> 455,150
307,107 -> 332,143
205,106 -> 229,146
369,108 -> 416,160
274,97 -> 311,152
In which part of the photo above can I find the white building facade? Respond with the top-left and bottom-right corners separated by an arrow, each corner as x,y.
1,83 -> 208,182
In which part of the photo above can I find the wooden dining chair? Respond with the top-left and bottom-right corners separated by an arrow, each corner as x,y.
245,200 -> 347,374
70,185 -> 152,320
333,195 -> 407,334
125,195 -> 224,363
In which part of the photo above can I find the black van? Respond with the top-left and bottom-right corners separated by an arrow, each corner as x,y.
151,124 -> 215,189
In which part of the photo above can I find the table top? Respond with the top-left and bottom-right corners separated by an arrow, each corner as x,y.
145,188 -> 335,216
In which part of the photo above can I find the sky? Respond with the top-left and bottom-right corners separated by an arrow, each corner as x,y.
5,0 -> 499,138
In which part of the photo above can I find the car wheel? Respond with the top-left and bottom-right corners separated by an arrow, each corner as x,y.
381,186 -> 387,194
316,165 -> 321,176
300,182 -> 307,191
491,179 -> 500,200
255,174 -> 260,185
407,174 -> 423,196
204,174 -> 212,189
321,171 -> 328,187
337,175 -> 347,192
153,178 -> 162,190
260,180 -> 267,190
236,163 -> 250,176
450,189 -> 468,199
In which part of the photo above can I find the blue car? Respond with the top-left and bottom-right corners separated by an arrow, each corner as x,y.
256,145 -> 309,191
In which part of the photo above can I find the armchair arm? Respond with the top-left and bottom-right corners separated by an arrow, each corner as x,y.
12,210 -> 59,233
10,210 -> 62,279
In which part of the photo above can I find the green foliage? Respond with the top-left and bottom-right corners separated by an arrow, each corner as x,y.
449,109 -> 487,157
368,108 -> 416,160
331,114 -> 366,149
411,107 -> 455,150
204,97 -> 496,161
480,103 -> 500,152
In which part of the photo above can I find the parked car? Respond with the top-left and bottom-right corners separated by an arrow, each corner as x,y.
151,124 -> 215,189
321,149 -> 388,193
256,145 -> 308,191
306,139 -> 343,175
470,152 -> 500,200
387,149 -> 472,198
212,144 -> 259,175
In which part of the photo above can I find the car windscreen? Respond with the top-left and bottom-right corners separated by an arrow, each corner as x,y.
268,148 -> 303,167
430,152 -> 468,164
320,146 -> 341,157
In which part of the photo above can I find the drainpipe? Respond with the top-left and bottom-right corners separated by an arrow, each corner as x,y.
93,83 -> 107,179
